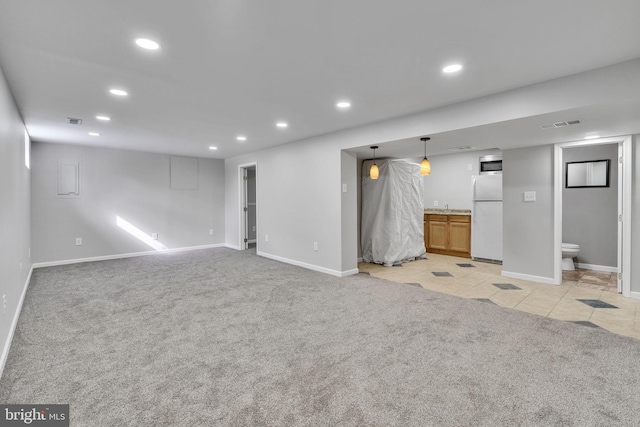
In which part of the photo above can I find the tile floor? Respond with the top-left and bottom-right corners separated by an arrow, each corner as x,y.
358,253 -> 640,340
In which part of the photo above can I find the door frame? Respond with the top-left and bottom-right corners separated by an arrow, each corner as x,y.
238,162 -> 258,250
553,136 -> 632,297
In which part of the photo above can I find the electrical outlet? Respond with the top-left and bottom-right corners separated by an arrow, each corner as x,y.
313,242 -> 318,251
252,226 -> 256,232
75,238 -> 82,246
152,233 -> 158,240
342,183 -> 347,193
2,294 -> 6,316
209,229 -> 214,235
434,200 -> 439,207
265,235 -> 269,242
468,164 -> 473,171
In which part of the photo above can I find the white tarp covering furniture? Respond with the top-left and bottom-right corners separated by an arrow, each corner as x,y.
361,159 -> 426,266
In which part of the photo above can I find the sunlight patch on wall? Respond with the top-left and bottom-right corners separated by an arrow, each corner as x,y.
116,216 -> 167,251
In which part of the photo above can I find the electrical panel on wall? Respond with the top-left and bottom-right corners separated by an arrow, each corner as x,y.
57,160 -> 80,198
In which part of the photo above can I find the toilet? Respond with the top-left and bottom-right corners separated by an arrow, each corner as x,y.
561,243 -> 580,270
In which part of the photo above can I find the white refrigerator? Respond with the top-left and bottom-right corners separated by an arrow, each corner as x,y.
471,175 -> 503,262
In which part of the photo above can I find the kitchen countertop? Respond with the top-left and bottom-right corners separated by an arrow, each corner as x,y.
424,208 -> 471,216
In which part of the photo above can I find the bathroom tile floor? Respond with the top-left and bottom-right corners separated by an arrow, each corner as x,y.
358,253 -> 640,340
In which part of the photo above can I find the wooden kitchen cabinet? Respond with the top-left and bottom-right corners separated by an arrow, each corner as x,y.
426,215 -> 448,251
424,214 -> 471,258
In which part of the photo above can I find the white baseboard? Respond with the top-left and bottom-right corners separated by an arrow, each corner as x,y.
502,270 -> 559,285
576,263 -> 618,273
1,265 -> 33,380
341,268 -> 360,277
257,251 -> 359,277
33,244 -> 226,269
224,243 -> 242,250
630,291 -> 640,301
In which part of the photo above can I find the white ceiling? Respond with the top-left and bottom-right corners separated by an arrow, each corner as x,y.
1,0 -> 640,159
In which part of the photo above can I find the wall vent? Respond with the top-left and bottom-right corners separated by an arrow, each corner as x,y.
67,117 -> 82,125
540,119 -> 581,129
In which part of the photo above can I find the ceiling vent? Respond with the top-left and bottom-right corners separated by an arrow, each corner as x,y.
540,119 -> 581,129
447,146 -> 476,151
67,117 -> 82,125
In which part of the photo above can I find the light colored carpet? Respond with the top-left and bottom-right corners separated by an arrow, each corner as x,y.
1,248 -> 639,426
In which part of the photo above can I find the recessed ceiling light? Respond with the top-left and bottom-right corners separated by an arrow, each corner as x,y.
443,64 -> 463,73
88,132 -> 100,136
584,135 -> 600,140
135,38 -> 160,50
96,115 -> 111,121
236,136 -> 247,141
209,146 -> 218,150
109,89 -> 128,97
276,122 -> 288,128
336,101 -> 351,109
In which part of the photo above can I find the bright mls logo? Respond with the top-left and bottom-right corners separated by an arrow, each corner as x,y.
0,405 -> 69,426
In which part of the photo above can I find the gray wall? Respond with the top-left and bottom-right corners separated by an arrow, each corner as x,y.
0,66 -> 31,373
503,145 -> 555,281
421,149 -> 502,210
31,142 -> 225,263
563,144 -> 618,268
341,151 -> 358,273
225,138 -> 346,275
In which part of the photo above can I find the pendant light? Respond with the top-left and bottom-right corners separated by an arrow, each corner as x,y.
420,137 -> 431,175
369,146 -> 379,180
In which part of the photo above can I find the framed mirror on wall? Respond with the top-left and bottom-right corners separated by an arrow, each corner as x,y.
565,159 -> 610,188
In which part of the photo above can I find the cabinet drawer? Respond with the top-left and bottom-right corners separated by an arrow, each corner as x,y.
449,215 -> 470,223
427,214 -> 448,222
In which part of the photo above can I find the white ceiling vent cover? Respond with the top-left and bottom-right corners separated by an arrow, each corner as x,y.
540,119 -> 581,129
67,117 -> 82,125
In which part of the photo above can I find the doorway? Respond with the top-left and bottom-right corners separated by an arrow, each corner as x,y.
554,136 -> 632,297
239,163 -> 257,250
